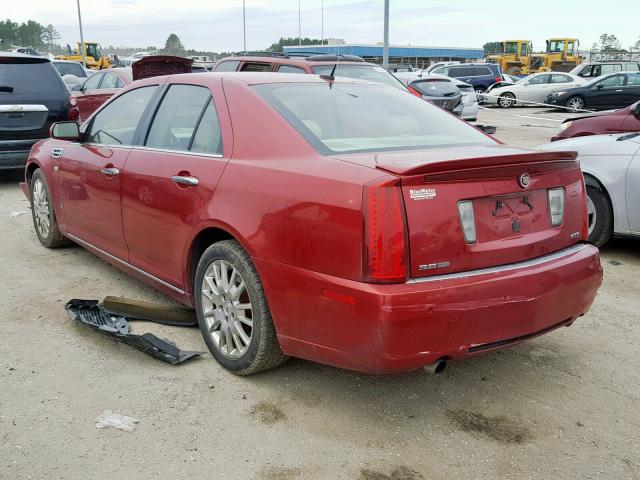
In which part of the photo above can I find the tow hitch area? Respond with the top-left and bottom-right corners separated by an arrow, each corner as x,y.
65,299 -> 204,365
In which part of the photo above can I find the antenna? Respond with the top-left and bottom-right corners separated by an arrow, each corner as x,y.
320,50 -> 340,82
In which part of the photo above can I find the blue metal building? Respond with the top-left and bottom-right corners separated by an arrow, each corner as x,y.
284,44 -> 484,68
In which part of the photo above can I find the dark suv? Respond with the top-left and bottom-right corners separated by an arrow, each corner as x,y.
213,53 -> 406,89
1,53 -> 69,169
429,63 -> 502,94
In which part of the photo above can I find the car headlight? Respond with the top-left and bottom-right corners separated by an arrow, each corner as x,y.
553,91 -> 567,97
558,121 -> 572,132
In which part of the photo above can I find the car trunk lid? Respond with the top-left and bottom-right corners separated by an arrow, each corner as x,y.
132,55 -> 193,80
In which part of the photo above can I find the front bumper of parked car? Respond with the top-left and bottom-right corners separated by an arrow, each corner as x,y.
256,243 -> 602,374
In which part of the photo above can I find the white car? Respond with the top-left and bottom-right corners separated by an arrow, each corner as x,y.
395,72 -> 479,121
483,72 -> 585,108
537,133 -> 640,246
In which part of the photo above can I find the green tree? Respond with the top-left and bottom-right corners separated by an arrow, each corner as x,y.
267,37 -> 324,52
16,20 -> 45,49
592,33 -> 623,52
482,41 -> 502,56
163,33 -> 185,55
42,24 -> 61,48
0,19 -> 19,46
632,36 -> 640,51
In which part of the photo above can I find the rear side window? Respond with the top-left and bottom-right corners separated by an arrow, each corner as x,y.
145,84 -> 212,152
213,60 -> 240,72
240,62 -> 272,72
411,79 -> 458,97
0,61 -> 65,94
601,64 -> 622,75
550,74 -> 572,83
190,102 -> 223,154
83,73 -> 102,90
85,86 -> 157,146
277,65 -> 306,74
101,73 -> 123,89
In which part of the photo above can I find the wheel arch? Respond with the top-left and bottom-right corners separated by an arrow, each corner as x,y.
25,160 -> 43,188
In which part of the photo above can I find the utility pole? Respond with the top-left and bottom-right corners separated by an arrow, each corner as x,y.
321,0 -> 324,45
383,0 -> 389,68
76,0 -> 86,67
298,0 -> 302,46
242,0 -> 247,52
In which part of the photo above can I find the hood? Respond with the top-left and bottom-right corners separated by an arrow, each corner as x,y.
562,106 -> 629,124
537,134 -> 640,156
132,55 -> 193,80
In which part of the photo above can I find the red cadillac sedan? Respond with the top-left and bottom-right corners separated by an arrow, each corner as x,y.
23,73 -> 602,375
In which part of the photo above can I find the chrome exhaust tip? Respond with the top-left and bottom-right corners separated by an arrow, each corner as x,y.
422,359 -> 447,375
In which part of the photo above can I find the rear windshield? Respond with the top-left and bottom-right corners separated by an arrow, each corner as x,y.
255,83 -> 494,154
411,79 -> 459,97
0,62 -> 65,94
53,62 -> 86,78
310,64 -> 405,89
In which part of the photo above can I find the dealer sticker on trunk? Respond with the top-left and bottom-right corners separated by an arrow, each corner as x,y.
409,188 -> 437,201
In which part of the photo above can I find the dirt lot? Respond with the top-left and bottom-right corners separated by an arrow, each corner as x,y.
1,107 -> 639,480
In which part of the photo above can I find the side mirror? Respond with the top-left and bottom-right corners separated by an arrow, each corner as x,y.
50,121 -> 81,141
634,103 -> 640,119
596,84 -> 604,90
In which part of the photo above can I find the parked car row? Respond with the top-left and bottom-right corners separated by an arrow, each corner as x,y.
481,72 -> 585,108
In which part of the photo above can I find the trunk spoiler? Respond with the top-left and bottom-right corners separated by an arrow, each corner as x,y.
374,147 -> 578,176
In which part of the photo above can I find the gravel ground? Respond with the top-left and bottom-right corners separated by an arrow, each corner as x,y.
1,109 -> 639,480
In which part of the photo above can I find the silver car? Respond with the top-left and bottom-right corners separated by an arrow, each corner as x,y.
537,133 -> 640,246
483,72 -> 585,108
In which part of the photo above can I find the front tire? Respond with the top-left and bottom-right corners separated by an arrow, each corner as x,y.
194,240 -> 287,375
30,169 -> 69,248
566,96 -> 585,112
586,186 -> 613,247
498,92 -> 515,108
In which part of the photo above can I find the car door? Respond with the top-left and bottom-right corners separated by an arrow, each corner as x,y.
58,85 -> 159,259
620,73 -> 640,108
518,74 -> 549,103
626,142 -> 640,233
75,72 -> 103,122
589,74 -> 626,109
121,81 -> 231,289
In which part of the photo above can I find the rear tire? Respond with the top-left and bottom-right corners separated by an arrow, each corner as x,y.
498,92 -> 516,108
586,185 -> 613,247
194,240 -> 288,375
30,169 -> 69,248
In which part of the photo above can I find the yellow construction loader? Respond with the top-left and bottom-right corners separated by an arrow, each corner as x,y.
539,38 -> 582,72
487,38 -> 582,75
486,40 -> 533,75
56,42 -> 112,70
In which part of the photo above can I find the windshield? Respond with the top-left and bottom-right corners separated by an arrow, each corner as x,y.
255,83 -> 494,155
0,62 -> 65,94
86,43 -> 102,60
53,62 -> 86,77
516,75 -> 534,84
310,64 -> 405,89
504,42 -> 518,54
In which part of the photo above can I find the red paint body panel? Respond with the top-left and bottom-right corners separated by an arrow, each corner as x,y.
551,100 -> 640,141
25,73 -> 603,373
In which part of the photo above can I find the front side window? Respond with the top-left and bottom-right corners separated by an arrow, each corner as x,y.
100,73 -> 122,89
83,73 -> 102,90
277,65 -> 306,74
85,86 -> 157,146
256,83 -> 494,154
310,64 -> 405,89
596,74 -> 625,88
145,84 -> 212,151
213,60 -> 240,72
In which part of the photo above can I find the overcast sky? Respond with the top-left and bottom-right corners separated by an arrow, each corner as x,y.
6,0 -> 638,52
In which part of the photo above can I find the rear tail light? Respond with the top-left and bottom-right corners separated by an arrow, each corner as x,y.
457,200 -> 477,244
495,76 -> 502,83
362,178 -> 408,283
548,187 -> 565,226
69,96 -> 77,106
68,107 -> 79,121
407,85 -> 423,98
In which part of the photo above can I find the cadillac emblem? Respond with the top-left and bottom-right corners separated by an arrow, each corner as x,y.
518,172 -> 531,189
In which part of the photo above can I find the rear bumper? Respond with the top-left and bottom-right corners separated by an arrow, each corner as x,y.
257,243 -> 602,374
0,139 -> 38,169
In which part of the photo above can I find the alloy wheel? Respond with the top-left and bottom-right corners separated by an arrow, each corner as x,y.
586,195 -> 597,236
567,97 -> 584,112
201,260 -> 253,359
32,179 -> 51,239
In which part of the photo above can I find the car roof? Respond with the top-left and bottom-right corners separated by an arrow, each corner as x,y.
218,55 -> 374,67
0,51 -> 50,62
165,71 -> 389,87
52,59 -> 83,64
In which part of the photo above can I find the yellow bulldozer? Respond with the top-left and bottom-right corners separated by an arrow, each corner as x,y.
487,38 -> 582,75
56,42 -> 112,70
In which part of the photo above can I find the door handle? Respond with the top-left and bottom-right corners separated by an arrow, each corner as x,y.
171,175 -> 199,186
100,167 -> 120,176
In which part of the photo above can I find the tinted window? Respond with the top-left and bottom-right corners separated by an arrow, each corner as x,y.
550,74 -> 572,83
449,66 -> 492,77
310,64 -> 405,89
53,62 -> 86,78
240,62 -> 272,72
277,65 -> 306,74
101,73 -> 122,89
256,83 -> 493,154
411,79 -> 458,97
145,84 -> 211,151
83,73 -> 102,90
0,61 -> 65,94
625,63 -> 640,71
527,74 -> 548,85
597,74 -> 625,88
626,74 -> 640,86
213,60 -> 240,72
190,101 -> 223,154
85,86 -> 156,146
